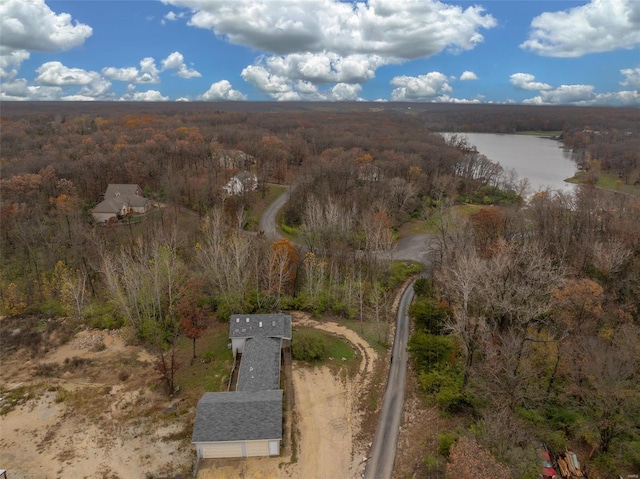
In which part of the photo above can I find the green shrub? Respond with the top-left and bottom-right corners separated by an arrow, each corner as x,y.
292,329 -> 328,361
280,223 -> 299,236
459,185 -> 523,205
83,301 -> 125,330
422,453 -> 444,473
622,440 -> 640,468
35,299 -> 65,317
438,431 -> 458,458
408,330 -> 458,372
413,277 -> 434,297
545,430 -> 568,452
387,261 -> 423,289
409,298 -> 450,335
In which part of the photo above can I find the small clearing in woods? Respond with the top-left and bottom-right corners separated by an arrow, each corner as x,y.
0,313 -> 380,479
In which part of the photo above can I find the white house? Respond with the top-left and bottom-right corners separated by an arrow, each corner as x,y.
223,172 -> 258,195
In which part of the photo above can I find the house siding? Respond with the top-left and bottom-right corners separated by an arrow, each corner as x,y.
197,442 -> 243,458
195,440 -> 276,458
231,337 -> 246,357
92,212 -> 117,223
245,440 -> 270,457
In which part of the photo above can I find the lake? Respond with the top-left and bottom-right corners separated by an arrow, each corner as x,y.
448,133 -> 578,194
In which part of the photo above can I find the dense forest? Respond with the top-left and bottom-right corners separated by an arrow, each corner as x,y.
1,102 -> 639,478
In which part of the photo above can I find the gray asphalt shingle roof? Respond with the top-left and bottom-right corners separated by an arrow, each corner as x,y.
94,184 -> 148,214
104,184 -> 142,198
229,314 -> 291,340
192,390 -> 283,443
236,338 -> 281,392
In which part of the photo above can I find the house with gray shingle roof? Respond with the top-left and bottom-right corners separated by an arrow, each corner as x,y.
229,313 -> 292,358
192,314 -> 291,460
192,390 -> 283,459
91,184 -> 149,223
236,337 -> 282,392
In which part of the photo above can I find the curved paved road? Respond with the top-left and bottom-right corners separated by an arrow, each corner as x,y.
364,279 -> 415,479
258,187 -> 432,479
258,187 -> 290,238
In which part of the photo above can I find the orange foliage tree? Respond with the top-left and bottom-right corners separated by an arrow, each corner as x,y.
268,238 -> 299,305
177,279 -> 211,360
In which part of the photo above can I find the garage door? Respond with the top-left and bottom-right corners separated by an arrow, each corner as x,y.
268,440 -> 280,456
245,441 -> 269,457
199,442 -> 243,458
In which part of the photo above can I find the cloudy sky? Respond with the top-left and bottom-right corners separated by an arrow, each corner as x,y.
1,0 -> 638,104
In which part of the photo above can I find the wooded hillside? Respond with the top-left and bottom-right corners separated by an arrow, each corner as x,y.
1,102 -> 638,478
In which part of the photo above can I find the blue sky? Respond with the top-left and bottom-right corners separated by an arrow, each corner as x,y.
1,0 -> 638,104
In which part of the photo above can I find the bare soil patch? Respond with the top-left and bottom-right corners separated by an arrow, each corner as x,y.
0,325 -> 193,479
1,314 -> 380,479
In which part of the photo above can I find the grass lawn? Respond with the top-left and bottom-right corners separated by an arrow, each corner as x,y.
292,326 -> 360,376
174,322 -> 234,402
342,319 -> 391,352
566,172 -> 640,197
397,204 -> 484,238
514,130 -> 563,137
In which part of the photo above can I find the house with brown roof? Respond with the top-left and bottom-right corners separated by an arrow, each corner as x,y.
91,184 -> 149,223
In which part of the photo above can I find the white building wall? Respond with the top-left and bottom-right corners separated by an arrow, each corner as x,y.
195,440 -> 275,458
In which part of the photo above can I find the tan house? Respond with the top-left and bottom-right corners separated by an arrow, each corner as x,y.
92,184 -> 149,223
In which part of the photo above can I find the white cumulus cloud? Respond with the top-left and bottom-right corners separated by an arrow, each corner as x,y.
241,64 -> 296,99
164,0 -> 496,98
524,86 -> 640,106
201,80 -> 247,101
166,0 -> 496,58
521,0 -> 640,57
0,80 -> 62,101
161,51 -> 201,78
390,72 -> 453,101
0,0 -> 92,52
0,0 -> 92,81
103,57 -> 160,84
510,73 -> 553,91
28,61 -> 114,100
460,71 -> 478,81
35,61 -> 98,86
523,84 -> 595,105
101,66 -> 139,82
620,67 -> 640,89
328,83 -> 362,101
120,89 -> 169,102
0,50 -> 30,80
103,53 -> 200,84
163,11 -> 185,23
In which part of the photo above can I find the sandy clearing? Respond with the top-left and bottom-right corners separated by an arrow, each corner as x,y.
0,315 -> 379,479
0,329 -> 193,479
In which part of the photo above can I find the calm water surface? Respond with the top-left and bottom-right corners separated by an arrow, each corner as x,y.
452,133 -> 578,194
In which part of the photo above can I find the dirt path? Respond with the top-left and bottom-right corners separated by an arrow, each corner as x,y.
291,314 -> 377,479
